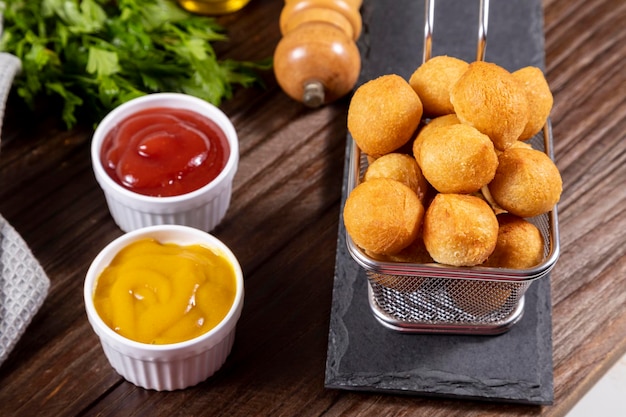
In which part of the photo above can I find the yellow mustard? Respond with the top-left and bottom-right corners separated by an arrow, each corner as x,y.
93,238 -> 237,345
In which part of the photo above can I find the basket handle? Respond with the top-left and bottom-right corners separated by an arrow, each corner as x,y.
422,0 -> 490,63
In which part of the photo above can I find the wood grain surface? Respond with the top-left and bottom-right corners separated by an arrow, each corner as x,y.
0,0 -> 624,416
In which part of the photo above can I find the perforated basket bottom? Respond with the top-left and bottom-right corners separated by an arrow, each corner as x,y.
367,273 -> 532,334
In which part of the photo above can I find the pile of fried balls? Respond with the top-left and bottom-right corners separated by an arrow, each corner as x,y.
343,57 -> 562,269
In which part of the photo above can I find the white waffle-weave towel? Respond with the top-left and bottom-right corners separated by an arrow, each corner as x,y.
0,50 -> 51,366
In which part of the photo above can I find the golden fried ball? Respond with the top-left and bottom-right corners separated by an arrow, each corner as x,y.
348,74 -> 423,157
412,114 -> 460,162
488,148 -> 562,217
343,178 -> 424,255
450,61 -> 529,151
423,193 -> 498,266
364,153 -> 429,202
366,233 -> 433,264
493,140 -> 533,157
418,124 -> 498,194
423,113 -> 461,128
366,235 -> 432,292
513,66 -> 553,141
483,214 -> 545,269
409,55 -> 469,117
508,140 -> 533,150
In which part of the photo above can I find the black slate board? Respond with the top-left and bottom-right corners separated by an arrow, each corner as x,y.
325,0 -> 554,405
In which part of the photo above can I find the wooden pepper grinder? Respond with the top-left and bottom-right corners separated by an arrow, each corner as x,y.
274,0 -> 363,107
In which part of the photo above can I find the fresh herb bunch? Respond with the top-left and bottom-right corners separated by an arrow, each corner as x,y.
0,0 -> 268,128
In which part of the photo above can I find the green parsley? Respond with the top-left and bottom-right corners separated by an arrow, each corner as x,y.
0,0 -> 269,128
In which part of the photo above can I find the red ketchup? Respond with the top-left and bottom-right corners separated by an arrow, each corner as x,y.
100,107 -> 230,197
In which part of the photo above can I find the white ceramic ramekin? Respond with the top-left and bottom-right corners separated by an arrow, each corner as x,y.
91,93 -> 239,232
84,225 -> 244,391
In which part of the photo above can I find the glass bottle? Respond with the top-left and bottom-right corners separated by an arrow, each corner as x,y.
177,0 -> 251,15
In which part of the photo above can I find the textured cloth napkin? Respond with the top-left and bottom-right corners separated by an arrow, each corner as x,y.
0,51 -> 51,366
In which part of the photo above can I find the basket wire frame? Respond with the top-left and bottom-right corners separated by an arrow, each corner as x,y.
347,0 -> 560,334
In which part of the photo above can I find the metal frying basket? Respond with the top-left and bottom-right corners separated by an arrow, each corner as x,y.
346,0 -> 560,334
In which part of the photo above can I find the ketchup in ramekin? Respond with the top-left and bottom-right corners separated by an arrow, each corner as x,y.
92,93 -> 239,233
100,107 -> 230,197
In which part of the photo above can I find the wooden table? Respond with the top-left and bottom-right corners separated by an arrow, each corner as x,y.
0,0 -> 624,415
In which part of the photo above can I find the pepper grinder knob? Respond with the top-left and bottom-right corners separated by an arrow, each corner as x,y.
274,0 -> 362,107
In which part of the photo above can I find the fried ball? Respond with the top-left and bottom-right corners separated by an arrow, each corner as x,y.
488,148 -> 562,217
494,140 -> 533,157
348,74 -> 423,157
412,114 -> 460,162
511,140 -> 533,149
423,194 -> 498,266
418,124 -> 498,194
513,66 -> 553,140
366,235 -> 431,292
508,140 -> 533,150
366,233 -> 433,264
409,55 -> 469,116
343,178 -> 424,255
448,279 -> 515,316
450,61 -> 529,151
423,113 -> 461,128
483,214 -> 545,269
364,153 -> 429,202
